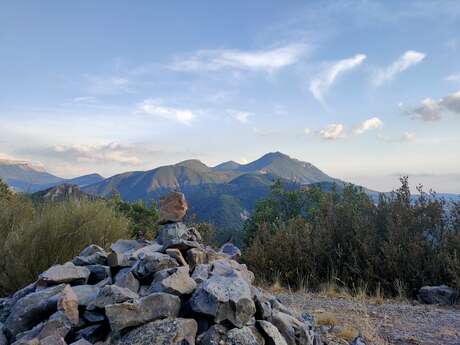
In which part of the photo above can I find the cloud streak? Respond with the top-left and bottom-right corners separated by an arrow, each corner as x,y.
353,117 -> 383,134
404,90 -> 460,121
373,50 -> 426,86
319,123 -> 345,140
135,100 -> 195,125
309,54 -> 366,104
170,43 -> 306,73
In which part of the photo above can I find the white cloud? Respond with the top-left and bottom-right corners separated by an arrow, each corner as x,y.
353,117 -> 383,134
319,123 -> 345,140
170,43 -> 306,73
446,73 -> 460,82
404,90 -> 460,121
373,50 -> 426,86
136,100 -> 195,125
309,54 -> 366,103
304,128 -> 311,135
401,132 -> 416,142
227,110 -> 252,124
53,143 -> 143,165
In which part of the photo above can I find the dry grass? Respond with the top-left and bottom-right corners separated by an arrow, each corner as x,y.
337,325 -> 359,342
316,312 -> 338,327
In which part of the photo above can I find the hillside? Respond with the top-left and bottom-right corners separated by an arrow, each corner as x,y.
0,159 -> 104,192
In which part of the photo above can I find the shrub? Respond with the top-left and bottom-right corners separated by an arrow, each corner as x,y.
0,188 -> 130,296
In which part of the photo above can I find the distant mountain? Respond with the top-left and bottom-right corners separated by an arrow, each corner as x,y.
82,152 -> 339,228
31,184 -> 100,203
0,159 -> 104,192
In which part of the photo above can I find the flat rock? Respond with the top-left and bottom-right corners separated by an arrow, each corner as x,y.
5,284 -> 65,336
40,335 -> 67,345
165,248 -> 188,267
72,285 -> 100,307
219,243 -> 242,261
86,265 -> 111,285
38,263 -> 90,287
150,267 -> 197,296
69,340 -> 92,345
38,311 -> 72,340
73,245 -> 108,266
91,285 -> 138,309
158,192 -> 188,224
191,264 -> 210,284
114,318 -> 197,345
105,292 -> 181,332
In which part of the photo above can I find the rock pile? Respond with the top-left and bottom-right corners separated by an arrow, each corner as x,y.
0,192 -> 321,345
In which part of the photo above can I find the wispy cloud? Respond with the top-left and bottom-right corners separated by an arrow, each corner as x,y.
52,143 -> 143,165
309,54 -> 366,104
227,110 -> 253,124
353,117 -> 383,134
373,50 -> 426,86
135,100 -> 195,125
446,73 -> 460,82
319,123 -> 345,140
404,90 -> 460,121
170,43 -> 307,73
378,132 -> 416,143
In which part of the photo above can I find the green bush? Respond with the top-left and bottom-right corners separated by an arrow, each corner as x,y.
244,178 -> 460,297
0,181 -> 130,296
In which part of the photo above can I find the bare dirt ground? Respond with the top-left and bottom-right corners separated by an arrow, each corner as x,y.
275,290 -> 460,345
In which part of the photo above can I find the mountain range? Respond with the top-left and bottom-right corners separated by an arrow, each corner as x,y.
2,152 -> 459,229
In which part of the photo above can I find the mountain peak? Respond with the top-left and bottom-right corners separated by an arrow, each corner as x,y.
175,159 -> 210,172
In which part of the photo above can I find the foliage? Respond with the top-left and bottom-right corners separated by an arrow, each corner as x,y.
244,177 -> 460,297
0,181 -> 130,296
111,193 -> 159,240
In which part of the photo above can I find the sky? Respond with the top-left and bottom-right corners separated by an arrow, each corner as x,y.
1,0 -> 460,193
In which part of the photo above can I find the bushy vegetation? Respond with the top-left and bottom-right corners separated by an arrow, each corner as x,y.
244,178 -> 460,297
0,179 -> 130,296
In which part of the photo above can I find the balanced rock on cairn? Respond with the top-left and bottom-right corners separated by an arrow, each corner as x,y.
0,192 -> 321,345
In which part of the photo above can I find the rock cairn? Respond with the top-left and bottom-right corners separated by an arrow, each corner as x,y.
0,192 -> 321,345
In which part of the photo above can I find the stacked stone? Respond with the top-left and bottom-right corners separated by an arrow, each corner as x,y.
0,192 -> 321,345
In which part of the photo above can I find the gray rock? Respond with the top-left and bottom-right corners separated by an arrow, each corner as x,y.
196,324 -> 228,345
57,286 -> 79,326
132,252 -> 178,281
219,243 -> 242,261
91,285 -> 138,309
105,292 -> 181,332
69,340 -> 92,345
115,318 -> 197,345
107,240 -> 148,268
417,285 -> 457,305
83,310 -> 105,323
129,243 -> 163,261
0,322 -> 7,345
75,324 -> 107,343
38,311 -> 72,340
211,259 -> 255,285
190,270 -> 256,327
191,264 -> 210,284
253,289 -> 273,320
40,335 -> 67,345
165,248 -> 188,267
86,265 -> 111,285
187,248 -> 208,270
72,286 -> 100,307
258,320 -> 288,345
163,239 -> 201,251
270,311 -> 314,345
156,223 -> 188,245
5,284 -> 65,337
73,245 -> 108,266
38,263 -> 90,287
226,326 -> 265,345
150,267 -> 197,296
350,336 -> 368,345
114,268 -> 139,293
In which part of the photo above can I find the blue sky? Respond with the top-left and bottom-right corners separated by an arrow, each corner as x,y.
1,0 -> 460,192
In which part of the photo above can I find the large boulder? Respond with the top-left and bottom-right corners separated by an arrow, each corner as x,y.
72,286 -> 100,307
257,320 -> 288,345
226,326 -> 265,345
158,192 -> 188,224
270,311 -> 314,345
190,270 -> 256,327
417,285 -> 457,305
86,265 -> 111,285
114,318 -> 197,345
105,293 -> 181,332
150,267 -> 197,296
0,323 -> 7,345
219,243 -> 242,261
38,263 -> 90,287
5,284 -> 65,337
107,240 -> 148,268
114,268 -> 139,293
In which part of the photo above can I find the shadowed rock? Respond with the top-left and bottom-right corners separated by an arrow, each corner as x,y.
417,285 -> 457,305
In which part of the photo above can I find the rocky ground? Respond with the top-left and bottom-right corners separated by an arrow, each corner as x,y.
276,291 -> 460,345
